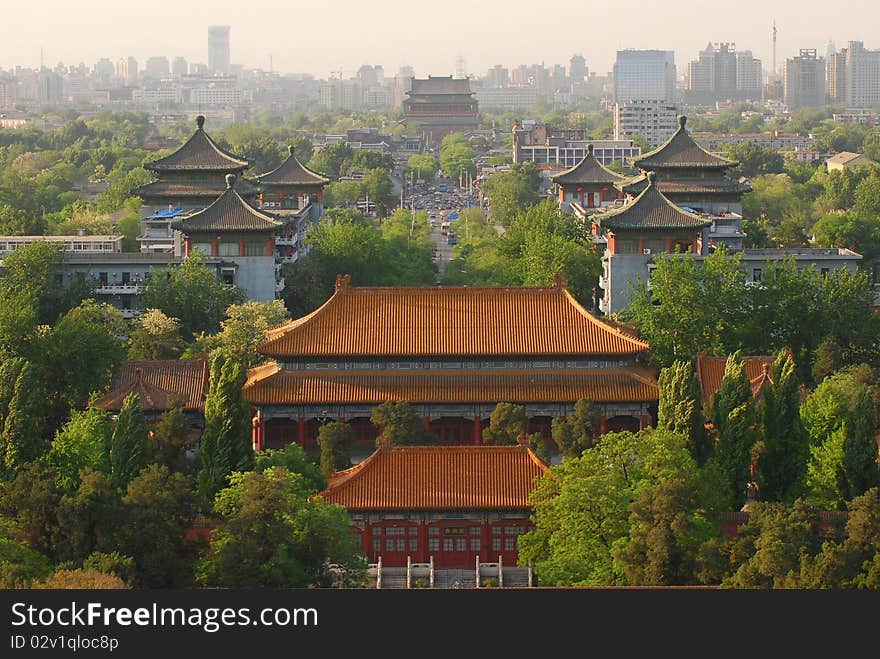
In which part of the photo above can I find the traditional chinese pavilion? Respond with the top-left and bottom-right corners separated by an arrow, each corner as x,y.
171,174 -> 282,301
618,115 -> 750,250
695,352 -> 777,413
94,359 -> 210,436
256,145 -> 329,212
244,276 -> 658,450
320,444 -> 548,568
551,143 -> 624,214
403,76 -> 479,143
593,172 -> 713,315
133,115 -> 258,214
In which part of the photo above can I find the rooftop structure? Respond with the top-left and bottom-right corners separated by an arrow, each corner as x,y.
403,75 -> 479,143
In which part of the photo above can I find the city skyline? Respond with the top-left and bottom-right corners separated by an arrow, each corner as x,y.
1,0 -> 876,79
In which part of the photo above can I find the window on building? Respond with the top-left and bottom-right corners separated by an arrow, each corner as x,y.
244,241 -> 264,256
191,243 -> 212,256
220,268 -> 235,286
504,537 -> 516,552
752,268 -> 762,282
121,272 -> 130,284
99,272 -> 108,285
492,538 -> 501,552
218,241 -> 239,257
617,239 -> 638,254
469,538 -> 481,551
455,538 -> 467,552
428,539 -> 440,552
443,538 -> 454,552
409,539 -> 418,552
372,540 -> 381,553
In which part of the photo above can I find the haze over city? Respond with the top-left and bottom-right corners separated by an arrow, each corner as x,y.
2,0 -> 876,77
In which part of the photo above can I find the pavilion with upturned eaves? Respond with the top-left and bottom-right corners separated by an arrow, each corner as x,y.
617,115 -> 750,251
244,275 -> 659,451
593,171 -> 713,315
551,143 -> 625,215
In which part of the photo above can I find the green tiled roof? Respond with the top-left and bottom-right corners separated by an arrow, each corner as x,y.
551,144 -> 624,185
595,173 -> 713,231
172,175 -> 282,233
634,116 -> 736,169
257,146 -> 329,186
145,116 -> 249,173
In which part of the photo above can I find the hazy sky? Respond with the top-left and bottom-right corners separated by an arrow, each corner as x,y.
2,0 -> 876,78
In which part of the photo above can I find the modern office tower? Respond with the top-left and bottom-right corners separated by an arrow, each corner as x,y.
784,49 -> 826,108
569,53 -> 587,83
845,41 -> 880,107
208,25 -> 231,75
171,56 -> 188,78
613,49 -> 676,103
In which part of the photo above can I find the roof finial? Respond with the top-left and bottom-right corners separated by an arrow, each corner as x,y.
552,272 -> 568,289
225,173 -> 236,189
586,143 -> 594,156
196,115 -> 205,129
335,273 -> 351,292
288,144 -> 295,156
647,171 -> 657,185
678,115 -> 687,130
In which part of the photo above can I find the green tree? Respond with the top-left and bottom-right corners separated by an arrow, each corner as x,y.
1,361 -> 47,478
117,464 -> 198,587
721,500 -> 822,588
710,352 -> 758,509
482,403 -> 527,446
108,393 -> 148,492
840,388 -> 880,501
43,407 -> 112,490
254,443 -> 325,494
657,360 -> 708,464
197,352 -> 253,506
128,309 -> 183,360
317,422 -> 354,478
186,299 -> 288,368
551,398 -> 599,458
621,249 -> 749,368
518,429 -> 706,586
370,401 -> 438,447
197,467 -> 363,588
142,253 -> 245,340
147,406 -> 189,474
756,351 -> 808,502
55,468 -> 123,564
481,163 -> 541,226
407,153 -> 439,179
0,517 -> 53,588
0,461 -> 63,559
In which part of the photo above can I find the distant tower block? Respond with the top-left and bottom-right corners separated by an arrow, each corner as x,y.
455,55 -> 466,79
772,20 -> 777,76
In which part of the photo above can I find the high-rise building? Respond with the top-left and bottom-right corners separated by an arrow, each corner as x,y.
614,99 -> 680,148
827,47 -> 847,104
115,56 -> 138,85
172,56 -> 188,78
484,65 -> 509,89
845,41 -> 880,107
570,54 -> 587,83
208,25 -> 231,75
613,50 -> 676,103
687,43 -> 761,103
393,67 -> 414,108
784,49 -> 825,108
144,56 -> 170,80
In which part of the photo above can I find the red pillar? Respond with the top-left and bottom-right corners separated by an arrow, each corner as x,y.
184,239 -> 190,257
640,414 -> 651,430
472,417 -> 482,445
362,519 -> 372,559
297,417 -> 306,447
238,238 -> 245,256
251,415 -> 262,452
265,238 -> 274,256
665,237 -> 673,253
481,519 -> 490,560
638,237 -> 645,253
418,520 -> 428,563
211,238 -> 218,257
599,415 -> 608,434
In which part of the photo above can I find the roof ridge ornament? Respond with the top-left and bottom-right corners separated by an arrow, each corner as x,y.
647,171 -> 657,185
196,115 -> 205,129
225,173 -> 236,189
586,143 -> 594,156
288,144 -> 295,156
335,273 -> 352,292
552,272 -> 568,289
678,114 -> 687,130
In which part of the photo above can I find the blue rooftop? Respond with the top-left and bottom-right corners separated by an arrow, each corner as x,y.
145,208 -> 185,219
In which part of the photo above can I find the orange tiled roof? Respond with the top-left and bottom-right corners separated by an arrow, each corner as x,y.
94,359 -> 209,412
696,352 -> 776,411
244,365 -> 659,405
258,278 -> 650,359
320,445 -> 548,511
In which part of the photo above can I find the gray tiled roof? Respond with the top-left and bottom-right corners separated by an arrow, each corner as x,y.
595,175 -> 713,231
257,146 -> 329,186
634,116 -> 735,169
144,116 -> 249,172
172,176 -> 282,233
551,145 -> 624,185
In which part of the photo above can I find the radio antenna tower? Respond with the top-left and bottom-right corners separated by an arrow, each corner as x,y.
772,21 -> 777,76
